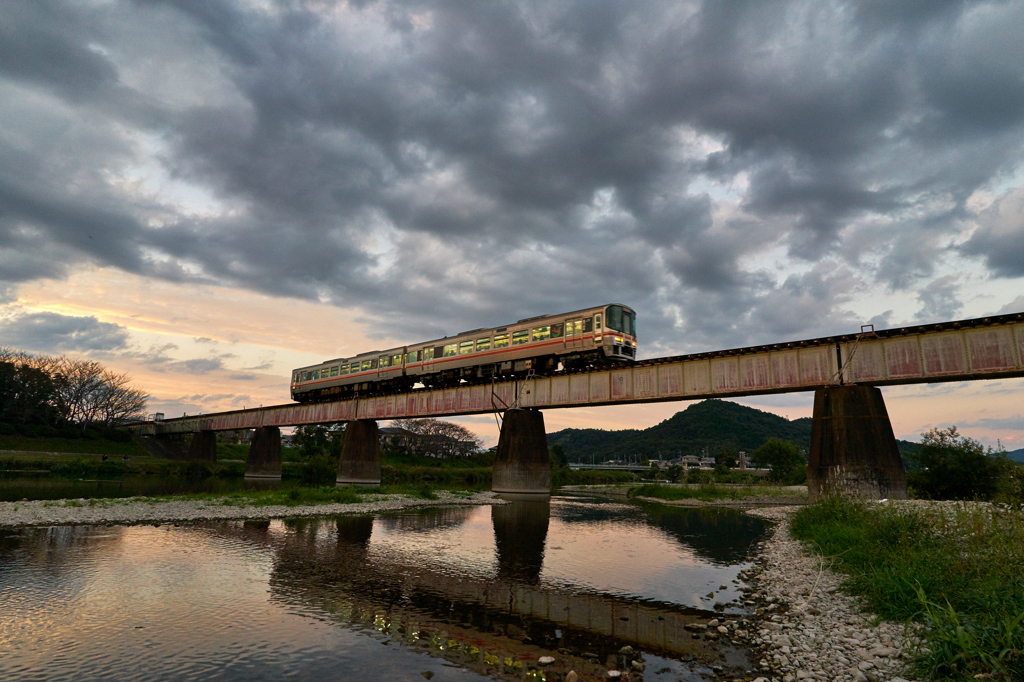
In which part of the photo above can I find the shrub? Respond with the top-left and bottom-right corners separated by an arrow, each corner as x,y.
907,427 -> 1007,501
302,452 -> 338,486
58,426 -> 81,439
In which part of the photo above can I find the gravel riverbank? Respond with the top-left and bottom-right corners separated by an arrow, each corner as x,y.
0,490 -> 505,527
740,505 -> 923,682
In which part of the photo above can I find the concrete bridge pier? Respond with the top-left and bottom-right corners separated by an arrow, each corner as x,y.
247,426 -> 282,479
808,385 -> 908,501
337,419 -> 381,486
492,409 -> 551,495
186,430 -> 217,462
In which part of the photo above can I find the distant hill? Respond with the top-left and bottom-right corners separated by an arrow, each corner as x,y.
548,399 -> 811,460
548,399 -> 921,462
1008,448 -> 1024,464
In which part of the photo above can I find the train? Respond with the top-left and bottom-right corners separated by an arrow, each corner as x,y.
291,303 -> 637,402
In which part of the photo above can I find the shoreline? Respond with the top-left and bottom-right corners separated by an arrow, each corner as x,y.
0,490 -> 505,528
739,505 -> 922,682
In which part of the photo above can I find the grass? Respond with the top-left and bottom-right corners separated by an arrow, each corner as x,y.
790,497 -> 1024,681
0,434 -> 148,457
628,482 -> 805,502
68,482 -> 458,509
0,452 -> 247,478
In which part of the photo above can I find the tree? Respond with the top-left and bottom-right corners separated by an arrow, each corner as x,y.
751,438 -> 806,483
907,426 -> 1007,500
0,362 -> 58,425
293,423 -> 346,460
0,348 -> 148,429
550,444 -> 568,468
388,418 -> 482,458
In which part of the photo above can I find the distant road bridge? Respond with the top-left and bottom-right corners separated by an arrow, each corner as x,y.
567,463 -> 652,472
131,312 -> 1024,499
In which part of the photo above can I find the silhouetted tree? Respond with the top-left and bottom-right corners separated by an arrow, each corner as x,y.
751,438 -> 805,483
907,426 -> 1009,501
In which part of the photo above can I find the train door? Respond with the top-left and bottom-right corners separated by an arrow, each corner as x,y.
593,312 -> 603,344
566,318 -> 584,350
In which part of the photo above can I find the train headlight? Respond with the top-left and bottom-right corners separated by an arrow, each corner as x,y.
631,340 -> 637,347
614,336 -> 623,344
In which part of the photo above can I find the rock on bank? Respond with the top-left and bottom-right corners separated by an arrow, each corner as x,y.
0,491 -> 504,528
741,506 -> 922,682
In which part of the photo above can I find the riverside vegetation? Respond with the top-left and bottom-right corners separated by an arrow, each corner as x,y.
791,498 -> 1024,681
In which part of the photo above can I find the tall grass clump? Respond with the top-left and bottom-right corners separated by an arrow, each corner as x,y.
791,497 -> 1024,681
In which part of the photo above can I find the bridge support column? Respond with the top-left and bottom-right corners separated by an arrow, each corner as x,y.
246,426 -> 282,479
492,409 -> 550,495
186,430 -> 217,462
337,420 -> 381,486
808,385 -> 907,502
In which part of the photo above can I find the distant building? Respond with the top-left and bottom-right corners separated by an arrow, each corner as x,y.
736,450 -> 750,469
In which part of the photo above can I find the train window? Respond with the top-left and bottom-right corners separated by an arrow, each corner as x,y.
551,323 -> 563,338
532,326 -> 550,342
407,350 -> 418,363
581,318 -> 592,333
565,321 -> 575,337
443,343 -> 458,357
361,360 -> 372,371
371,358 -> 378,369
512,330 -> 529,345
340,364 -> 348,374
380,356 -> 390,368
595,313 -> 602,331
424,348 -> 434,360
476,337 -> 491,352
312,370 -> 320,380
493,334 -> 509,348
331,366 -> 339,377
607,305 -> 624,333
393,354 -> 402,365
459,340 -> 474,355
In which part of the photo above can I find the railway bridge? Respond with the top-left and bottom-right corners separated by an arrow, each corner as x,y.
129,312 -> 1024,500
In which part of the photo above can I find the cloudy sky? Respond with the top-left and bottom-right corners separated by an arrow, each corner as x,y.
1,0 -> 1022,448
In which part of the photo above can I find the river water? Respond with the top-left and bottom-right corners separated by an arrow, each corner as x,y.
0,495 -> 769,681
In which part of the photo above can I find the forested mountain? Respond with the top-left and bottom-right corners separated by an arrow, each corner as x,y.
547,399 -> 921,462
547,399 -> 812,460
1008,448 -> 1024,464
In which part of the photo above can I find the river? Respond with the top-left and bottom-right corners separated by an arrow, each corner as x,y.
0,494 -> 769,681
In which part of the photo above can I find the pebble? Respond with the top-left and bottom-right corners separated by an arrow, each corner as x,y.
740,504 -> 929,682
0,491 -> 506,528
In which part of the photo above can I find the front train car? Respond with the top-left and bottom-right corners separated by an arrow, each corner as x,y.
600,303 -> 637,362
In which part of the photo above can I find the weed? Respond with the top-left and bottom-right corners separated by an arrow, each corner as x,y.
792,498 -> 1024,681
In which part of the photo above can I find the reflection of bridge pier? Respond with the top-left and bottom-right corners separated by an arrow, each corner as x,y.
493,496 -> 549,584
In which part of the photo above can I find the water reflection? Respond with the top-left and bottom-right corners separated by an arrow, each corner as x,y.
493,496 -> 549,584
0,497 -> 768,681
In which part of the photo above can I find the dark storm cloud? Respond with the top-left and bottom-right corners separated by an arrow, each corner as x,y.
0,312 -> 131,353
0,0 -> 1022,354
961,187 -> 1024,278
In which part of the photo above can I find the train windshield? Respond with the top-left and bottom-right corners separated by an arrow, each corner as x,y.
606,305 -> 636,336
